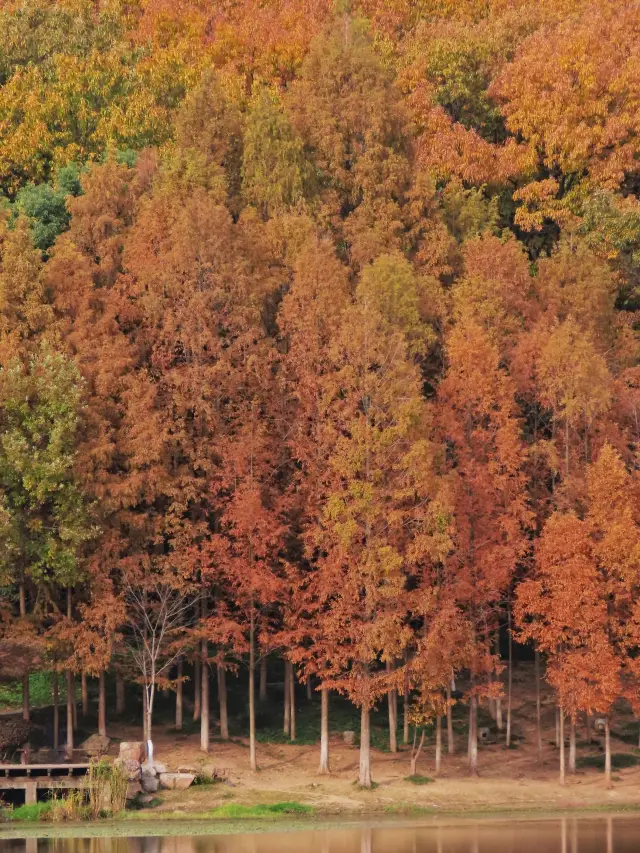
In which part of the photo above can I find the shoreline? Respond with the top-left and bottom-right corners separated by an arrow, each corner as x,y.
3,803 -> 640,838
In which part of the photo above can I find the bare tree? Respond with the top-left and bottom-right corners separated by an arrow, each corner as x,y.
124,580 -> 196,763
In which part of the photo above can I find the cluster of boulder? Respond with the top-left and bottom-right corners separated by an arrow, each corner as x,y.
115,742 -> 195,799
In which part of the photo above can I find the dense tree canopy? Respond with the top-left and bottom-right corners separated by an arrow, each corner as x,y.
0,0 -> 639,789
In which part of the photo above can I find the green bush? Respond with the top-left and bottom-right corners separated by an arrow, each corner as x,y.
576,752 -> 639,770
405,774 -> 434,785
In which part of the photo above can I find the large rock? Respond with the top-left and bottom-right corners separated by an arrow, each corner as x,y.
116,757 -> 142,781
159,772 -> 195,790
80,734 -> 110,757
119,741 -> 146,763
141,775 -> 159,793
141,762 -> 157,778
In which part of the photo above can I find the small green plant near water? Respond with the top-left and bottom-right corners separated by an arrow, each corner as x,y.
50,789 -> 89,822
1,802 -> 53,822
405,774 -> 434,785
87,758 -> 129,817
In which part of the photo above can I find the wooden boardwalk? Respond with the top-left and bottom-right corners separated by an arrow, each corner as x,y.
0,764 -> 90,804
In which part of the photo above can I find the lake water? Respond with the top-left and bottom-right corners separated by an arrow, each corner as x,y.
0,816 -> 637,852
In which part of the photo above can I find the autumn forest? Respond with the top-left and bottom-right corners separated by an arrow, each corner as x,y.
1,0 -> 639,795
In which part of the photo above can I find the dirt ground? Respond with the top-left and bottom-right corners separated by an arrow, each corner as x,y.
105,665 -> 640,817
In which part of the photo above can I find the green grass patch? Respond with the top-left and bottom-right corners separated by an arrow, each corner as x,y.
207,802 -> 313,819
405,774 -> 434,785
1,802 -> 54,822
576,752 -> 639,770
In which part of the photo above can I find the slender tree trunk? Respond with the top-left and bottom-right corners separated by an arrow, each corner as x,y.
506,606 -> 513,748
535,650 -> 542,762
72,686 -> 78,730
410,728 -> 425,776
146,687 -> 154,757
52,671 -> 59,750
468,695 -> 478,776
218,664 -> 229,741
359,704 -> 372,788
289,662 -> 296,741
22,673 -> 30,723
259,656 -> 268,702
175,659 -> 183,730
387,661 -> 397,753
193,658 -> 201,722
555,706 -> 560,748
98,671 -> 107,737
306,677 -> 312,701
66,587 -> 74,758
19,583 -> 29,722
284,661 -> 291,736
81,671 -> 89,718
201,594 -> 209,753
66,669 -> 74,758
604,717 -> 612,788
403,665 -> 410,746
116,671 -> 125,715
142,687 -> 149,743
435,715 -> 442,776
569,717 -> 576,775
319,687 -> 330,774
249,611 -> 257,771
446,683 -> 454,754
559,706 -> 566,785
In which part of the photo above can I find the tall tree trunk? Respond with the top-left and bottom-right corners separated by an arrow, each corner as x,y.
318,687 -> 330,774
506,605 -> 513,748
403,663 -> 410,746
446,683 -> 454,754
289,661 -> 296,742
495,632 -> 503,731
283,661 -> 291,736
81,671 -> 89,718
410,728 -> 425,776
435,715 -> 442,776
218,664 -> 229,741
535,650 -> 542,762
306,677 -> 312,701
65,587 -> 74,758
387,660 -> 397,753
52,671 -> 59,751
468,694 -> 478,776
201,595 -> 209,753
569,717 -> 576,775
604,717 -> 612,788
259,656 -> 268,702
175,659 -> 183,731
359,704 -> 372,788
559,706 -> 566,785
72,687 -> 78,730
116,671 -> 125,715
98,671 -> 107,737
193,658 -> 201,722
22,673 -> 30,723
66,669 -> 74,759
20,583 -> 29,722
555,706 -> 560,748
249,610 -> 257,771
142,687 -> 149,743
